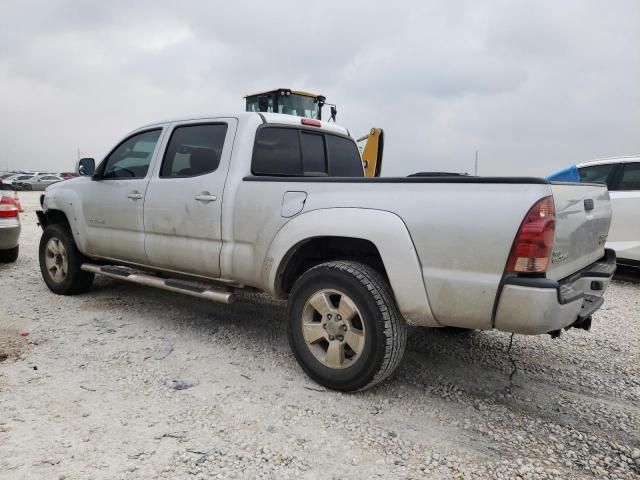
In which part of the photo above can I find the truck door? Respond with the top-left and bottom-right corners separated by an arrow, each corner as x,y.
143,119 -> 237,278
81,128 -> 164,263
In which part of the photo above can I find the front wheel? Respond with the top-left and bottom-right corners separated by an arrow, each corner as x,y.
287,261 -> 406,392
39,223 -> 94,295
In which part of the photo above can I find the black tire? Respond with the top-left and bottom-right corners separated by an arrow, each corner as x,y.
287,260 -> 406,392
39,223 -> 94,295
23,184 -> 32,191
0,245 -> 18,263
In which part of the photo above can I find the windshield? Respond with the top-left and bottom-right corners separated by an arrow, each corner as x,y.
278,94 -> 319,119
246,93 -> 320,119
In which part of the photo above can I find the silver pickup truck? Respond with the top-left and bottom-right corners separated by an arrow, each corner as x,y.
36,112 -> 616,391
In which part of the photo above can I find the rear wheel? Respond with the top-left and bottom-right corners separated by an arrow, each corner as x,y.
0,245 -> 18,263
39,224 -> 94,295
287,261 -> 406,392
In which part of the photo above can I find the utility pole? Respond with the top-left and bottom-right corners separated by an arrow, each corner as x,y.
474,150 -> 478,176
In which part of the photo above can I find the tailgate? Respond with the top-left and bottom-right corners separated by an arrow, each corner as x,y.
547,183 -> 612,281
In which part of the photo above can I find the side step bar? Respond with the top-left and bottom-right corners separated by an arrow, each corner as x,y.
81,263 -> 235,304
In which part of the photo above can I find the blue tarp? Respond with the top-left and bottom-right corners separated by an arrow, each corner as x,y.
546,165 -> 580,182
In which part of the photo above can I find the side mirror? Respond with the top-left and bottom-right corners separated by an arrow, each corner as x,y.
76,157 -> 95,176
330,105 -> 337,122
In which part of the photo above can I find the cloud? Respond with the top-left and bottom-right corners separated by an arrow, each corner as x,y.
0,0 -> 638,176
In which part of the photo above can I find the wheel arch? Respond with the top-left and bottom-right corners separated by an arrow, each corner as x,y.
39,188 -> 88,253
38,209 -> 70,230
265,208 -> 438,327
278,236 -> 388,295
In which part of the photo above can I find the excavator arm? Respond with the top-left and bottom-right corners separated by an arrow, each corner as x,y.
357,128 -> 384,177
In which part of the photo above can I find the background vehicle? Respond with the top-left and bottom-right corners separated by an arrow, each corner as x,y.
548,156 -> 640,267
17,174 -> 64,191
4,174 -> 36,189
0,193 -> 20,262
0,174 -> 15,190
36,112 -> 615,391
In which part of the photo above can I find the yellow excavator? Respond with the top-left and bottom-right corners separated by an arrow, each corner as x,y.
244,89 -> 383,177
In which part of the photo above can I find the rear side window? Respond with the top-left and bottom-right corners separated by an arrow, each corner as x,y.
252,127 -> 362,177
252,128 -> 302,176
578,164 -> 615,185
326,135 -> 363,177
161,124 -> 228,178
616,163 -> 640,191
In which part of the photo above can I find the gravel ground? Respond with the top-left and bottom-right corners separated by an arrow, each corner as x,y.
1,191 -> 639,479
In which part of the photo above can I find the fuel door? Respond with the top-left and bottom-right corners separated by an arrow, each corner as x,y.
281,191 -> 307,218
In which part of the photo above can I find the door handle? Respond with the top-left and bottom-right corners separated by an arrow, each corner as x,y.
195,194 -> 217,203
127,192 -> 143,200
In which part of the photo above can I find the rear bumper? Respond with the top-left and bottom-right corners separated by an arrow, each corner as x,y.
0,220 -> 21,250
494,249 -> 616,335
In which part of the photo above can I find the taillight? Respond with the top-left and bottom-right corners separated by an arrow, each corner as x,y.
0,195 -> 19,218
506,196 -> 555,274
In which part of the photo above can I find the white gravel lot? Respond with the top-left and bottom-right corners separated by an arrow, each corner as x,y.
1,191 -> 639,479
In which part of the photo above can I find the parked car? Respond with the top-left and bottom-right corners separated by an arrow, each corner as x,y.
36,112 -> 615,391
548,156 -> 639,267
0,174 -> 16,190
60,172 -> 78,180
0,193 -> 20,262
17,174 -> 64,191
4,174 -> 36,189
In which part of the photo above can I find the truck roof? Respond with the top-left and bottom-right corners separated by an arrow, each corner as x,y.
137,112 -> 350,137
577,155 -> 640,167
244,89 -> 321,98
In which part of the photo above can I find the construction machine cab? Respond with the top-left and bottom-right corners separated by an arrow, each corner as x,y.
245,89 -> 336,122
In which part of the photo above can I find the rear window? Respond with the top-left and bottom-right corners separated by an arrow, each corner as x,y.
300,132 -> 326,175
252,127 -> 363,177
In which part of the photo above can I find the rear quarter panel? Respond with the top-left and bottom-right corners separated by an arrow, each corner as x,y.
397,182 -> 552,329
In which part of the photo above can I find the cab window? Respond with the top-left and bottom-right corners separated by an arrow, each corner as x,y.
102,129 -> 162,179
577,164 -> 615,186
616,163 -> 640,191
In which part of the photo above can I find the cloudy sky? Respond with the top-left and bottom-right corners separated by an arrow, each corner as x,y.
0,0 -> 638,176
